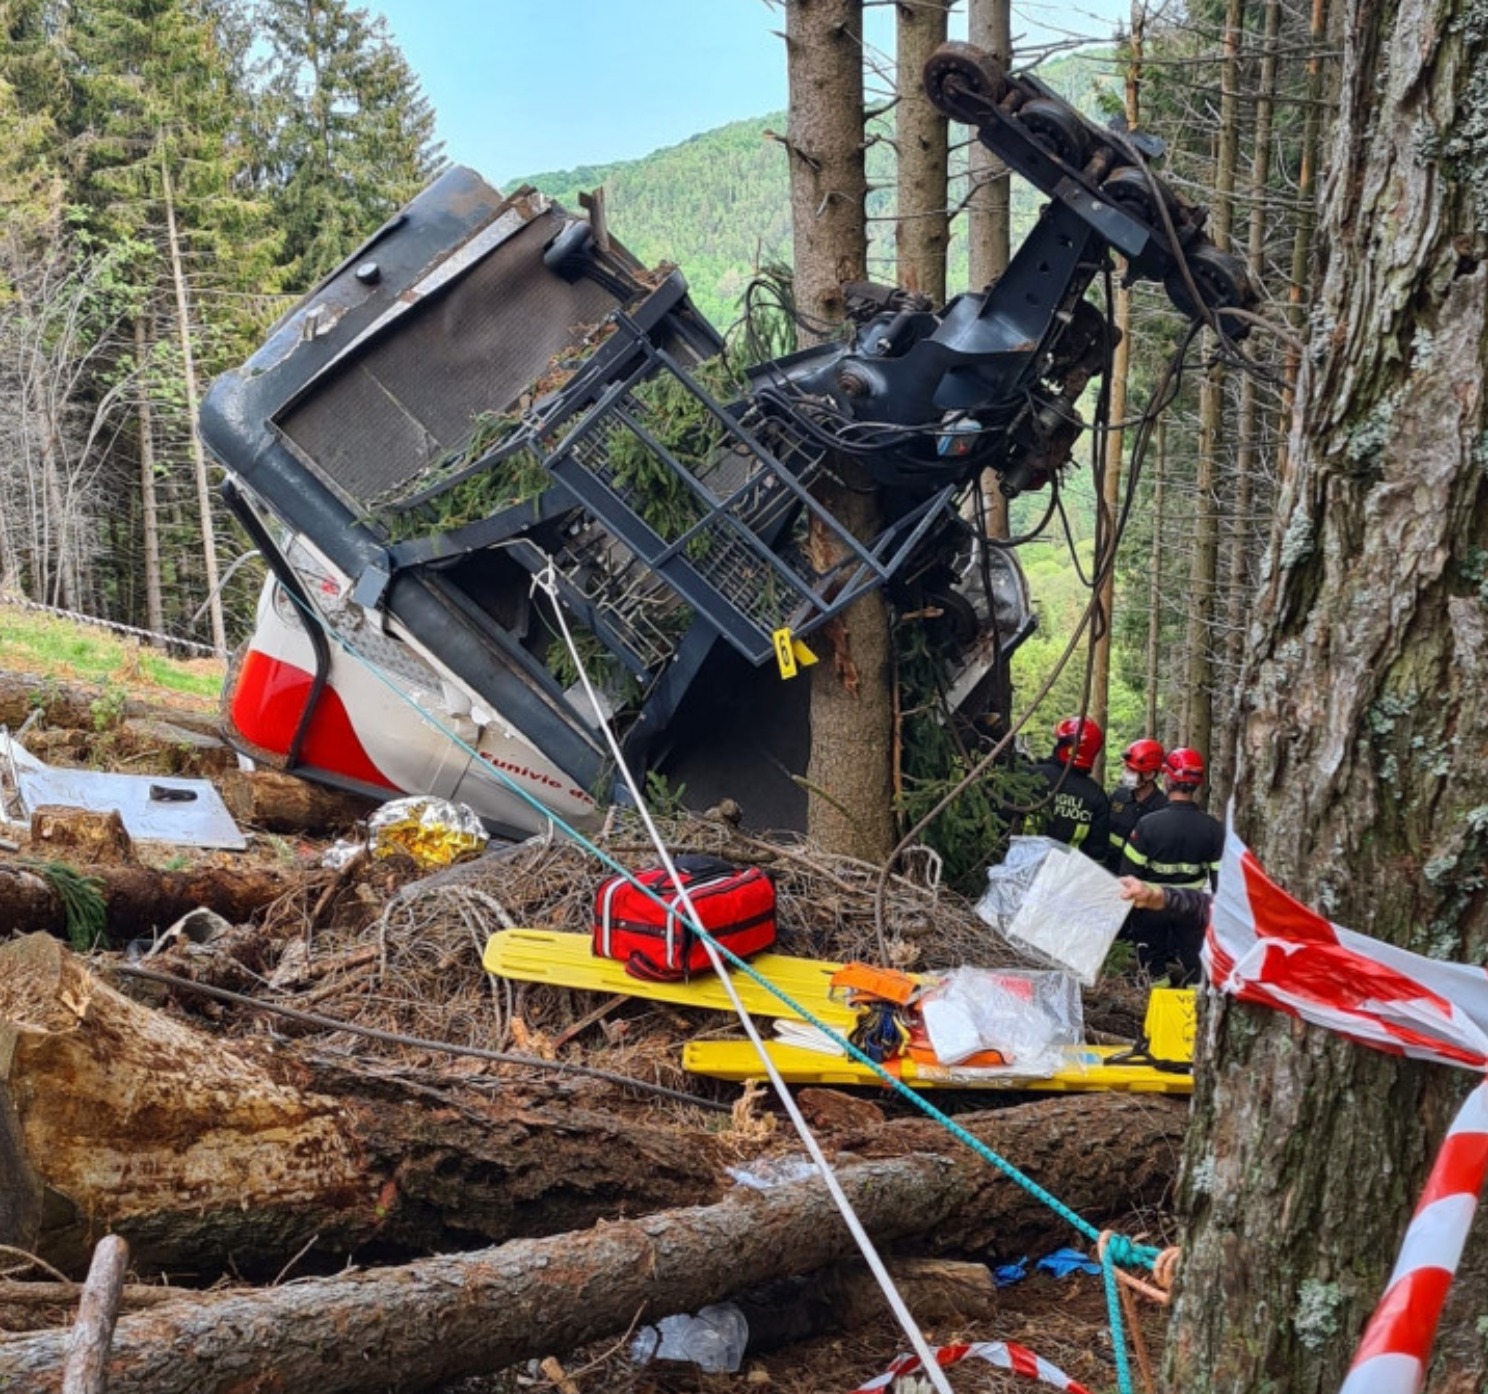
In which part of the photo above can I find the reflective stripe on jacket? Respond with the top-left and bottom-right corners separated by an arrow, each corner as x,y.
1120,801 -> 1224,889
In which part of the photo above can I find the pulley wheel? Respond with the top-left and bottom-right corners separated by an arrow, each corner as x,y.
923,41 -> 1007,124
1017,98 -> 1090,168
1164,243 -> 1257,337
1099,164 -> 1177,227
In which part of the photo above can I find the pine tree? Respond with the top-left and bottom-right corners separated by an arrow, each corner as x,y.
255,0 -> 444,289
62,0 -> 277,645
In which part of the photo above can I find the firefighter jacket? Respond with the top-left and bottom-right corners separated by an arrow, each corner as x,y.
1031,758 -> 1111,864
1105,783 -> 1167,874
1120,800 -> 1224,889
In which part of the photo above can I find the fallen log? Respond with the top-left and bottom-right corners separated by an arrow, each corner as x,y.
218,768 -> 379,836
0,1093 -> 1182,1394
735,1257 -> 999,1354
28,808 -> 135,865
0,934 -> 1183,1290
0,862 -> 299,944
61,1236 -> 128,1394
0,934 -> 728,1277
0,672 -> 220,736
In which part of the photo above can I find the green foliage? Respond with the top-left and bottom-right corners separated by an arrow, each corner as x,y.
516,53 -> 1111,329
90,683 -> 129,731
643,769 -> 688,818
24,859 -> 108,951
254,0 -> 445,289
894,621 -> 1044,893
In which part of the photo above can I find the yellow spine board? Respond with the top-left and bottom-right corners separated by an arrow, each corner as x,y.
482,929 -> 858,1028
680,1040 -> 1193,1094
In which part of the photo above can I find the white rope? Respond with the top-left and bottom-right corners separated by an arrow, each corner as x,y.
531,564 -> 955,1394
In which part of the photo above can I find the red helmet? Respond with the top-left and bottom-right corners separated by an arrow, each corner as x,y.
1053,716 -> 1104,772
1123,739 -> 1165,776
1164,747 -> 1206,787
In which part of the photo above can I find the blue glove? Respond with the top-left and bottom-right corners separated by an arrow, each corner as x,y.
992,1257 -> 1029,1287
1036,1246 -> 1101,1278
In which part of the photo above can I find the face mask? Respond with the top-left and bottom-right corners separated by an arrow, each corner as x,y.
1119,769 -> 1141,789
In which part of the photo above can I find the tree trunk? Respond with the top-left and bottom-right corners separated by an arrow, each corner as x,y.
218,767 -> 379,835
968,0 -> 1013,540
1181,0 -> 1243,771
0,863 -> 300,944
1274,0 -> 1330,483
894,0 -> 950,304
1168,0 -> 1488,1385
0,1091 -> 1183,1394
161,149 -> 226,658
784,0 -> 894,860
1210,0 -> 1282,810
134,313 -> 164,640
784,0 -> 869,334
0,933 -> 729,1279
1090,4 -> 1144,782
1144,419 -> 1165,739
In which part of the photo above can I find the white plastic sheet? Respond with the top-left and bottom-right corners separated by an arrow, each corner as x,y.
918,966 -> 1083,1074
976,835 -> 1130,985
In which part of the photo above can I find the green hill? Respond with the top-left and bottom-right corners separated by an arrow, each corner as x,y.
515,52 -> 1116,329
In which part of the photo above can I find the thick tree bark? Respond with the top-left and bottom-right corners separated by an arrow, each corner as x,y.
0,862 -> 298,943
894,0 -> 950,304
218,767 -> 379,834
784,0 -> 895,860
1169,0 -> 1488,1385
0,1094 -> 1183,1394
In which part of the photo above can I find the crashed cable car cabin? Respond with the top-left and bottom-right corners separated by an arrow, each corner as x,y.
202,42 -> 1255,839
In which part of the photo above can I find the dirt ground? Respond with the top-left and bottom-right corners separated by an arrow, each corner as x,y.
0,665 -> 1183,1394
439,1267 -> 1172,1393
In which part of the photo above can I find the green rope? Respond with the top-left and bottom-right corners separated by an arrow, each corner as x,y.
286,587 -> 1157,1392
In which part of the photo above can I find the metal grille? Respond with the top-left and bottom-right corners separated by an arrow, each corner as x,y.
535,332 -> 951,665
277,211 -> 624,510
541,517 -> 694,673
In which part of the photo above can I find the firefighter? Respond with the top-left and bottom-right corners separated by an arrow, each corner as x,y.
1119,746 -> 1223,983
1105,738 -> 1167,875
1028,716 -> 1110,864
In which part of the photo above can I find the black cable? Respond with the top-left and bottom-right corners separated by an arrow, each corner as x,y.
871,317 -> 1200,951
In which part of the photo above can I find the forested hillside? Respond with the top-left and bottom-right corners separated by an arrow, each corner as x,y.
518,52 -> 1115,329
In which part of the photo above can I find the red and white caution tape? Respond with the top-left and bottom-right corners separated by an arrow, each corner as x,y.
1339,1084 -> 1488,1394
1205,827 -> 1488,1394
846,1340 -> 1091,1394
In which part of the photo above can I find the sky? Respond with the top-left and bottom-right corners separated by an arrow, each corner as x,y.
366,0 -> 1132,187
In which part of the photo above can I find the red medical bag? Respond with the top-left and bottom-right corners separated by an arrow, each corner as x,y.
592,855 -> 777,982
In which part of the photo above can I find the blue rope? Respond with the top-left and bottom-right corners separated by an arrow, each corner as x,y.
277,582 -> 1154,1390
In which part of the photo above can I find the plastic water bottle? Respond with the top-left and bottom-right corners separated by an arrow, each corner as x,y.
630,1302 -> 749,1373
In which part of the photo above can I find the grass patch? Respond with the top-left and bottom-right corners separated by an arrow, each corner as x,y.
0,600 -> 224,707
